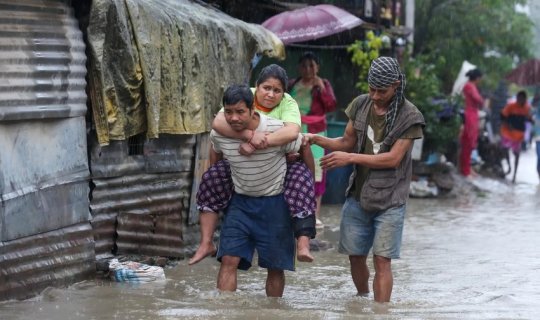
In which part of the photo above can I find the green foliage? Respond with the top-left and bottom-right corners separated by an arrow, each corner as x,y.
403,54 -> 462,155
347,31 -> 383,92
414,0 -> 533,93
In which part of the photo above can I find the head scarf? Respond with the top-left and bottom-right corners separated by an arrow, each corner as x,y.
367,56 -> 406,136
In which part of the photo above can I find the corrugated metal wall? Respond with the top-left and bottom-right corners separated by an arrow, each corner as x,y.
0,0 -> 92,300
89,134 -> 196,260
0,223 -> 95,301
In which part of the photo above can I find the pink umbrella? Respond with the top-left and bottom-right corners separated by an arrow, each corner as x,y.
505,58 -> 540,86
262,4 -> 363,44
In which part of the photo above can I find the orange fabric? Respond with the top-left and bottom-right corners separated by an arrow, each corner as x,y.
500,102 -> 531,142
253,97 -> 273,113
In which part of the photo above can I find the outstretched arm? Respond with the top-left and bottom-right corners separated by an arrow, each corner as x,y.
320,138 -> 414,170
305,120 -> 357,152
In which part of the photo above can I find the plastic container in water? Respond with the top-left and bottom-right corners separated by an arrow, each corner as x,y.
326,120 -> 347,138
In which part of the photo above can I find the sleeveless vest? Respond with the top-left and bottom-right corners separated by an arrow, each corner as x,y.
346,94 -> 425,212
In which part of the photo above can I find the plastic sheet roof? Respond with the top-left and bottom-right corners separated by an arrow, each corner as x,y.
88,0 -> 285,145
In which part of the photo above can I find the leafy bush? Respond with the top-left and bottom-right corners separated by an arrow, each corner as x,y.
347,31 -> 383,92
403,54 -> 461,156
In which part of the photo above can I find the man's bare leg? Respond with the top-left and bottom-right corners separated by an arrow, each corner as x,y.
296,236 -> 314,262
373,255 -> 393,302
189,211 -> 218,265
349,255 -> 370,296
512,151 -> 520,183
265,269 -> 285,297
217,255 -> 240,292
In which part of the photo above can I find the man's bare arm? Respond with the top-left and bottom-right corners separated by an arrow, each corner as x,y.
264,122 -> 301,147
213,112 -> 300,150
320,138 -> 414,170
305,120 -> 357,152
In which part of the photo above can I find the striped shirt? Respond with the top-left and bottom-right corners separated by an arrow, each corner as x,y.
210,114 -> 302,197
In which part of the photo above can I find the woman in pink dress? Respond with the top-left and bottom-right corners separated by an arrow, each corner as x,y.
460,69 -> 484,177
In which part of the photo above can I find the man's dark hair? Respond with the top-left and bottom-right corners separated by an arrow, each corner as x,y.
299,51 -> 320,65
256,64 -> 288,91
222,84 -> 254,110
517,90 -> 527,100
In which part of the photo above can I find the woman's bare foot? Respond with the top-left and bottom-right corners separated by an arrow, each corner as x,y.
296,236 -> 314,262
297,246 -> 314,262
469,169 -> 480,178
188,243 -> 217,265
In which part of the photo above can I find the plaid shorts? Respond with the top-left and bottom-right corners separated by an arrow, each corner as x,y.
196,160 -> 316,218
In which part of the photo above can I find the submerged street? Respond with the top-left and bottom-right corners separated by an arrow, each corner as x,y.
1,148 -> 539,319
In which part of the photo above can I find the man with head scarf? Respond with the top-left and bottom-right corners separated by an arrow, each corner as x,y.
304,57 -> 425,302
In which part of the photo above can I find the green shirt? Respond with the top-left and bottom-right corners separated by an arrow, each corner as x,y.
345,101 -> 423,199
219,88 -> 301,126
289,82 -> 313,116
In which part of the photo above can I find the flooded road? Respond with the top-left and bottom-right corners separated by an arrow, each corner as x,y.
1,148 -> 539,319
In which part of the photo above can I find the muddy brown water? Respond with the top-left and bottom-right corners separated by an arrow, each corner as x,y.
1,148 -> 539,319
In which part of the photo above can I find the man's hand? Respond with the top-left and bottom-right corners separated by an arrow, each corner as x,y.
320,151 -> 352,169
239,142 -> 256,156
249,131 -> 268,149
302,133 -> 316,146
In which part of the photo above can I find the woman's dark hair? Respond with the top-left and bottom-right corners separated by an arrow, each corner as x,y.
256,64 -> 288,91
222,84 -> 254,110
465,68 -> 483,81
299,51 -> 320,65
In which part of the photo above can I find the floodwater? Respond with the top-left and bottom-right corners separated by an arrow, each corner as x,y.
1,148 -> 539,320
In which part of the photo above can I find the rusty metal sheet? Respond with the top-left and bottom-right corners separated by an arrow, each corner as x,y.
116,212 -> 183,257
89,133 -> 196,258
91,172 -> 191,258
0,223 -> 95,301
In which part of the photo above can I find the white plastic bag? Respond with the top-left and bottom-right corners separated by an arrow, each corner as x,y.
108,259 -> 166,283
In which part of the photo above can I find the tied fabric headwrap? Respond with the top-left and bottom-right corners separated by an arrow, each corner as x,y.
367,56 -> 406,136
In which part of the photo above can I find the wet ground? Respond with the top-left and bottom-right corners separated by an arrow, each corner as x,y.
1,147 -> 539,319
